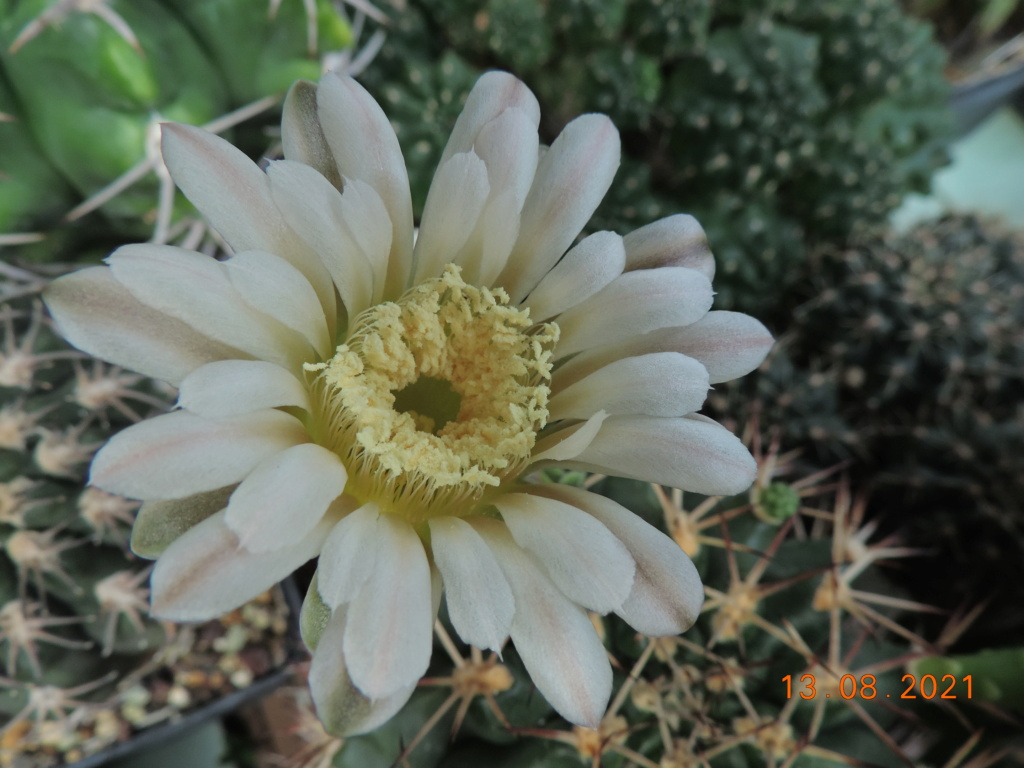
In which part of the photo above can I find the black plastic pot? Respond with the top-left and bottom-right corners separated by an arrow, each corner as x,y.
65,577 -> 305,768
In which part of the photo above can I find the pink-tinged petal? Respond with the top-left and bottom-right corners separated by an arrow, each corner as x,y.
224,443 -> 347,553
622,214 -> 715,279
473,108 -> 540,208
494,493 -> 634,613
281,79 -> 342,190
548,352 -> 710,420
150,508 -> 332,621
43,267 -> 242,386
266,160 -> 377,318
225,250 -> 331,358
178,360 -> 309,417
498,114 -> 620,303
317,503 -> 381,609
522,231 -> 625,322
440,71 -> 540,164
429,516 -> 514,652
90,410 -> 307,500
106,244 -> 309,371
131,486 -> 236,559
531,485 -> 703,636
316,73 -> 414,298
161,123 -> 338,332
309,605 -> 417,737
529,410 -> 608,463
553,267 -> 713,359
161,123 -> 286,254
552,311 -> 772,391
413,151 -> 491,283
456,189 -> 523,288
344,515 -> 433,699
473,518 -> 611,728
561,414 -> 757,496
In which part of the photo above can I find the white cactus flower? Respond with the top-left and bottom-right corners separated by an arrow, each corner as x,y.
43,70 -> 773,735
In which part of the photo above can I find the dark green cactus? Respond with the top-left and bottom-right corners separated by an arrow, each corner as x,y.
358,0 -> 952,316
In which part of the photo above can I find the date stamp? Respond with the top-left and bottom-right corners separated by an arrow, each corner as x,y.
783,674 -> 973,700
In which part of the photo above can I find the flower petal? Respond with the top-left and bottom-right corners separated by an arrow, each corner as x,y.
440,71 -> 540,164
531,484 -> 704,636
224,443 -> 347,552
90,410 -> 307,500
549,352 -> 710,420
317,502 -> 381,609
474,518 -> 611,728
429,516 -> 514,652
300,570 -> 332,651
551,311 -> 773,391
225,250 -> 332,358
309,605 -> 417,737
413,151 -> 491,283
266,160 -> 379,318
43,267 -> 242,386
316,73 -> 414,298
622,214 -> 715,280
560,414 -> 757,496
178,360 -> 310,417
131,486 -> 236,559
344,515 -> 434,698
553,267 -> 714,359
150,508 -> 331,621
495,492 -> 634,613
522,231 -> 625,322
281,79 -> 342,190
529,410 -> 608,463
498,114 -> 620,303
106,244 -> 309,371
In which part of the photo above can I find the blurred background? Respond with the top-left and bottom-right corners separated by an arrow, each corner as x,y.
1,0 -> 1023,766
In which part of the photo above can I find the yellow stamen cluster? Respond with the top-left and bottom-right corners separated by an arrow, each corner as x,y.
309,265 -> 558,523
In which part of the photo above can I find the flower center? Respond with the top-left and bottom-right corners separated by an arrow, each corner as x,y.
308,265 -> 558,524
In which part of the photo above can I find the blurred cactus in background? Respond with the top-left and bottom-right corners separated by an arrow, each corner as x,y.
358,0 -> 953,316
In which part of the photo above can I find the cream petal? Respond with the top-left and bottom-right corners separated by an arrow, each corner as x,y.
161,123 -> 285,254
225,250 -> 332,358
266,160 -> 377,318
281,79 -> 342,190
90,409 -> 307,500
131,486 -> 236,559
300,570 -> 332,651
317,502 -> 381,609
522,231 -> 625,322
177,360 -> 310,417
553,267 -> 714,359
316,73 -> 414,298
548,352 -> 710,420
161,123 -> 338,333
429,516 -> 514,652
622,214 -> 715,279
472,107 -> 539,212
43,267 -> 242,386
344,515 -> 433,699
440,70 -> 540,164
412,151 -> 490,283
498,114 -> 620,303
224,443 -> 347,552
552,311 -> 772,391
562,414 -> 758,495
494,493 -> 634,613
529,410 -> 608,463
309,606 -> 417,737
531,485 -> 704,636
336,177 -> 393,305
473,518 -> 611,728
106,244 -> 309,371
150,509 -> 331,621
456,189 -> 523,287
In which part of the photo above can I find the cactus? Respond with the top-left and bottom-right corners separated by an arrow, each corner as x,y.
357,0 -> 952,315
710,213 -> 1024,648
0,265 -> 295,765
283,425 -> 953,768
0,0 -> 355,247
